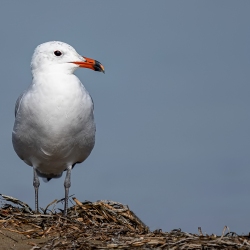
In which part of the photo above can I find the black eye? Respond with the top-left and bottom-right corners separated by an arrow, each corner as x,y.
54,50 -> 62,56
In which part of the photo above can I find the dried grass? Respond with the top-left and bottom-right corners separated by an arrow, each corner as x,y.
0,194 -> 249,249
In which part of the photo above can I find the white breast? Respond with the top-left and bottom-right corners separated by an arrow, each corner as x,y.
12,72 -> 95,177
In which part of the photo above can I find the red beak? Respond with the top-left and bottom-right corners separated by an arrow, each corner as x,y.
72,57 -> 105,73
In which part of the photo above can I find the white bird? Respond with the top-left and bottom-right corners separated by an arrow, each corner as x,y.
12,41 -> 105,215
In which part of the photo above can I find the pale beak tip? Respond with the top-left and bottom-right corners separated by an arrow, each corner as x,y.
99,64 -> 105,74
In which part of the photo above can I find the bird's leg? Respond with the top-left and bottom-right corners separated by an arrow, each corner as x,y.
64,165 -> 72,216
33,168 -> 40,213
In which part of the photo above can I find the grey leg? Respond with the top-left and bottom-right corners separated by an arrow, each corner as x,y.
33,168 -> 40,213
64,165 -> 72,216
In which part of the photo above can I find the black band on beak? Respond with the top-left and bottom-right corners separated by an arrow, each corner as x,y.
94,60 -> 105,73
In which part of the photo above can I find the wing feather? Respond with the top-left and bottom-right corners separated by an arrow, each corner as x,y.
14,92 -> 26,117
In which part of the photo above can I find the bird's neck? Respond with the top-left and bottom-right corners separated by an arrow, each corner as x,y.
32,63 -> 78,77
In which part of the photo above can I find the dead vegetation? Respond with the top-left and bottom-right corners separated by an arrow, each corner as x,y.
0,194 -> 250,249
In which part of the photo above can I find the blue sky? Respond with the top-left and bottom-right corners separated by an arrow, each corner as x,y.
0,1 -> 250,234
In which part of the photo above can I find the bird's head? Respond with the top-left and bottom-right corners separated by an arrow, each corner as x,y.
31,41 -> 105,75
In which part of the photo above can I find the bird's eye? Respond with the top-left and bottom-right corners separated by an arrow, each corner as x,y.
54,50 -> 62,56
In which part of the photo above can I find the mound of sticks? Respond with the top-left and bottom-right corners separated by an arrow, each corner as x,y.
0,194 -> 250,249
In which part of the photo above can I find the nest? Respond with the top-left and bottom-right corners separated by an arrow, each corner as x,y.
0,194 -> 250,249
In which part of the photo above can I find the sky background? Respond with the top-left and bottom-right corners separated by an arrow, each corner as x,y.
0,1 -> 250,235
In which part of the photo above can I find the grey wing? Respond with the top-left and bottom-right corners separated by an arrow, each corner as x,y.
15,92 -> 26,117
90,94 -> 94,110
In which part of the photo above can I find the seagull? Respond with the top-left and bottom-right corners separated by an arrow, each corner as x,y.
12,41 -> 105,216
